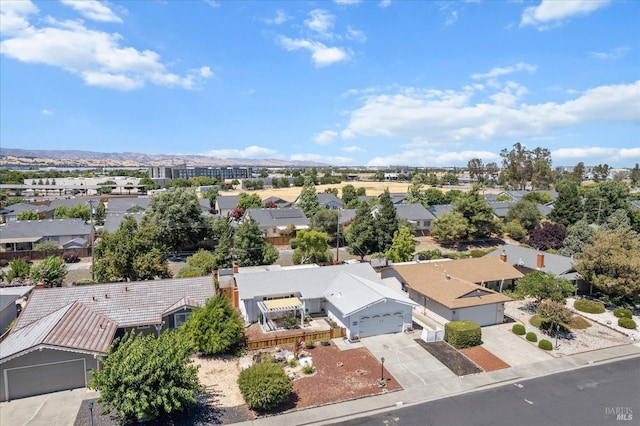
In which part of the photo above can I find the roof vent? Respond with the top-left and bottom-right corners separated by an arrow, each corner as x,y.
105,293 -> 109,299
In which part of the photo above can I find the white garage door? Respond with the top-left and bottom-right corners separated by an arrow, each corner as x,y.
5,359 -> 86,401
358,312 -> 403,338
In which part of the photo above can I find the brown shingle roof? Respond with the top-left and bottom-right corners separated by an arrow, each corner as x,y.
14,276 -> 216,330
389,259 -> 518,309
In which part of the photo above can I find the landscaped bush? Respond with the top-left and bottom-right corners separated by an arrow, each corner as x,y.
569,316 -> 592,330
288,359 -> 297,368
538,339 -> 553,350
618,317 -> 637,329
573,299 -> 605,314
281,315 -> 299,329
238,361 -> 292,411
305,339 -> 315,349
526,332 -> 538,342
469,249 -> 487,258
301,365 -> 315,375
444,320 -> 481,349
613,308 -> 633,319
529,314 -> 542,328
512,324 -> 526,335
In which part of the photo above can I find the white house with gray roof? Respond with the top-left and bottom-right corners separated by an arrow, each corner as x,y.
244,207 -> 310,237
0,219 -> 93,252
234,263 -> 417,339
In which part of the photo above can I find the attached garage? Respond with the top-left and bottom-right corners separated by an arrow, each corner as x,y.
324,273 -> 416,340
0,301 -> 116,401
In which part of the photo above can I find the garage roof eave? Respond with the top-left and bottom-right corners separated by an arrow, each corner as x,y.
341,297 -> 417,317
0,344 -> 108,365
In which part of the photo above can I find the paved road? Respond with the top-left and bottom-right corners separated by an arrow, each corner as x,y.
337,357 -> 640,426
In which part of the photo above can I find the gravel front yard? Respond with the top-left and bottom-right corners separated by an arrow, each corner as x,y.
505,299 -> 633,357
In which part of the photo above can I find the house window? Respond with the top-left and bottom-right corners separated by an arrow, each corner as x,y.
174,312 -> 191,328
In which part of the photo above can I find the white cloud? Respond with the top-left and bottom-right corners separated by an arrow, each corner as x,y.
305,9 -> 335,37
342,81 -> 640,146
553,147 -> 640,165
346,26 -> 367,42
203,0 -> 220,8
0,12 -> 211,91
472,62 -> 537,80
521,0 -> 610,30
367,149 -> 500,167
334,0 -> 362,5
265,9 -> 291,25
278,36 -> 351,66
342,146 -> 364,153
290,153 -> 353,165
589,46 -> 630,60
240,88 -> 256,96
59,0 -> 122,23
204,146 -> 277,159
379,0 -> 392,8
314,130 -> 338,145
41,109 -> 53,116
444,10 -> 458,26
0,0 -> 38,36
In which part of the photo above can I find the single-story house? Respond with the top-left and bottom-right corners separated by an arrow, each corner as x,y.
485,245 -> 588,294
104,197 -> 150,214
1,276 -> 216,401
0,285 -> 34,334
0,219 -> 93,252
244,207 -> 310,238
234,263 -> 417,340
317,193 -> 345,210
214,195 -> 241,217
382,258 -> 523,326
263,196 -> 292,208
394,204 -> 436,235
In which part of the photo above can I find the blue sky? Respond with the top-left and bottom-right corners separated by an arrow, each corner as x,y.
1,0 -> 639,168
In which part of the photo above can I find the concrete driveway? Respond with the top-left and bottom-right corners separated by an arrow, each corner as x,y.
360,332 -> 458,391
480,323 -> 554,367
0,388 -> 98,426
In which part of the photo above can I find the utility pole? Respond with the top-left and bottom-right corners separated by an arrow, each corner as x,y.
88,199 -> 95,281
336,208 -> 340,264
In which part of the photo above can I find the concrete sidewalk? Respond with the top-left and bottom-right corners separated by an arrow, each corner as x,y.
237,342 -> 640,426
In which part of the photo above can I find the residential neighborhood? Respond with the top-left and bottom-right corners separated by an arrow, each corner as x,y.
1,160 -> 639,425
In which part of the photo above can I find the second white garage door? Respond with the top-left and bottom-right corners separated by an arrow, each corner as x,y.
358,312 -> 403,338
4,358 -> 86,401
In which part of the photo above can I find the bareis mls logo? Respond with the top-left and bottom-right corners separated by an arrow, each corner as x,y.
605,407 -> 633,421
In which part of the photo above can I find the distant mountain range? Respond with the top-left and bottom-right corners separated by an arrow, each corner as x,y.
0,148 -> 328,168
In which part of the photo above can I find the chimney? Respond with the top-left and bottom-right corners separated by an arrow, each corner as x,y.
537,253 -> 545,269
233,263 -> 239,274
499,250 -> 507,263
36,282 -> 45,289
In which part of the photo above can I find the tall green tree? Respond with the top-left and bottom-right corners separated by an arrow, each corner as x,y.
93,216 -> 172,282
30,255 -> 67,287
549,178 -> 583,228
213,219 -> 234,269
186,249 -> 217,275
309,209 -> 339,245
574,227 -> 640,301
16,210 -> 40,221
141,188 -> 209,251
341,184 -> 358,206
297,177 -> 319,217
406,176 -> 426,205
386,226 -> 417,263
54,204 -> 91,221
344,202 -> 377,260
423,188 -> 447,206
630,163 -> 640,187
506,199 -> 542,232
430,212 -> 468,243
291,229 -> 333,265
182,294 -> 245,355
374,189 -> 399,253
6,258 -> 31,282
582,180 -> 631,226
233,217 -> 278,266
453,184 -> 501,239
467,158 -> 485,183
237,193 -> 263,210
90,331 -> 201,424
558,219 -> 596,257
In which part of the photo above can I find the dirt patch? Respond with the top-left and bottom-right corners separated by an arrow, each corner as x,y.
459,346 -> 510,372
414,339 -> 482,376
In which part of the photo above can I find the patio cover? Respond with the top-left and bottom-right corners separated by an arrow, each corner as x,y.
257,297 -> 305,330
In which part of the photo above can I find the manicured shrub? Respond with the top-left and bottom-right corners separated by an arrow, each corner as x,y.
613,308 -> 633,319
618,317 -> 637,329
538,339 -> 553,350
526,332 -> 538,342
444,320 -> 481,349
573,299 -> 605,314
305,339 -> 315,349
301,365 -> 315,375
238,361 -> 292,411
512,324 -> 526,335
469,249 -> 486,258
529,314 -> 542,328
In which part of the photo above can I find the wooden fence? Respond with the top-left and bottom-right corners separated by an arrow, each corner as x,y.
246,327 -> 345,350
0,247 -> 90,262
265,236 -> 291,246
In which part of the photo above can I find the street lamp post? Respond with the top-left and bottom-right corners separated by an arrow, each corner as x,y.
555,324 -> 560,349
88,401 -> 94,426
88,199 -> 95,281
380,357 -> 385,381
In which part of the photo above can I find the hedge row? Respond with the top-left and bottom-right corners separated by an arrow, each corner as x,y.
444,320 -> 481,349
573,299 -> 605,314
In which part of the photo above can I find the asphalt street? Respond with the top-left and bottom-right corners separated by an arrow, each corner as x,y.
337,357 -> 640,426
